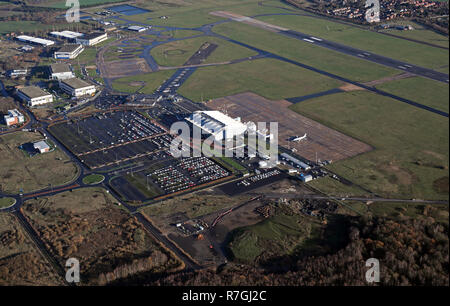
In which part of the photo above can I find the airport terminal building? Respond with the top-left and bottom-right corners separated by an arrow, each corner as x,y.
17,86 -> 54,106
186,111 -> 248,141
59,78 -> 96,97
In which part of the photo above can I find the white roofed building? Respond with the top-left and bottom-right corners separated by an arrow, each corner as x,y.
185,111 -> 247,141
17,35 -> 54,46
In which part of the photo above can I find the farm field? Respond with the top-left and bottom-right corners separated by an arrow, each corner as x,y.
179,58 -> 343,101
213,22 -> 400,83
0,131 -> 79,194
375,76 -> 450,114
0,213 -> 63,285
255,14 -> 449,70
22,187 -> 182,284
150,36 -> 258,67
290,91 -> 449,200
112,69 -> 176,94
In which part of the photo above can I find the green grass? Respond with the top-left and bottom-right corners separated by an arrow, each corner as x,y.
123,173 -> 162,199
75,37 -> 116,64
382,27 -> 449,49
290,90 -> 449,200
151,36 -> 258,67
179,58 -> 343,101
0,197 -> 15,208
29,0 -> 126,9
376,77 -> 450,113
159,29 -> 203,39
82,174 -> 105,185
255,14 -> 449,70
213,22 -> 400,83
111,69 -> 175,94
367,202 -> 449,224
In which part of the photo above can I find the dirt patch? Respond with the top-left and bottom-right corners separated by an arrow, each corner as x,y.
379,162 -> 414,186
363,72 -> 415,87
103,58 -> 151,78
128,81 -> 145,87
339,83 -> 365,92
433,176 -> 449,195
207,92 -> 373,162
210,11 -> 288,32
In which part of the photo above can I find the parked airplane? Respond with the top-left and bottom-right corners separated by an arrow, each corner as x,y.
288,133 -> 307,142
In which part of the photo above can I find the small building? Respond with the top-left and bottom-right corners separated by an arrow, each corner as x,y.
17,86 -> 53,106
59,78 -> 96,97
33,140 -> 50,154
19,45 -> 34,52
280,153 -> 311,171
128,25 -> 147,32
49,63 -> 75,80
299,174 -> 313,182
3,109 -> 25,127
76,32 -> 107,46
50,30 -> 84,41
7,69 -> 27,78
16,35 -> 54,47
53,44 -> 84,59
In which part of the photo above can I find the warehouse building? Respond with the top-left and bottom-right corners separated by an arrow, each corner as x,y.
3,109 -> 25,127
50,30 -> 84,41
53,44 -> 84,59
17,86 -> 53,106
7,69 -> 27,78
280,153 -> 311,171
76,32 -> 107,46
186,111 -> 247,141
49,63 -> 74,80
16,35 -> 54,46
59,78 -> 96,97
127,25 -> 148,32
33,140 -> 50,154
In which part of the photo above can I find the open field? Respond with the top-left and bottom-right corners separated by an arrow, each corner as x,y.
379,23 -> 449,49
375,76 -> 450,114
0,197 -> 15,208
26,0 -> 126,8
150,36 -> 258,67
22,187 -> 182,284
0,213 -> 62,285
208,92 -> 372,162
112,69 -> 175,93
213,22 -> 400,83
255,14 -> 449,70
103,57 -> 151,78
0,131 -> 78,194
290,91 -> 449,200
227,201 -> 348,264
367,202 -> 449,224
179,58 -> 343,101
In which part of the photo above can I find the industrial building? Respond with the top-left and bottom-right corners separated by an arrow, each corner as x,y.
16,86 -> 54,106
76,32 -> 107,46
50,30 -> 84,41
280,153 -> 311,171
33,140 -> 50,154
16,35 -> 55,47
3,109 -> 25,127
59,78 -> 96,97
186,111 -> 248,141
299,174 -> 313,182
53,44 -> 84,59
49,63 -> 74,80
127,25 -> 148,32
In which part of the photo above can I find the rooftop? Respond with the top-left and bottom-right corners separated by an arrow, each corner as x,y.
18,86 -> 51,99
56,44 -> 82,53
50,63 -> 72,74
79,32 -> 107,40
33,140 -> 50,151
61,78 -> 93,89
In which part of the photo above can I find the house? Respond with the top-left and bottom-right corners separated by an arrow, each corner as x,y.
33,140 -> 50,153
3,109 -> 25,127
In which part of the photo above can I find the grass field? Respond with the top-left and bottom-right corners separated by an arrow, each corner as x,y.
381,25 -> 449,49
150,36 -> 258,67
255,14 -> 449,70
213,22 -> 400,83
376,77 -> 450,114
290,91 -> 449,200
82,174 -> 105,185
0,131 -> 79,194
111,69 -> 175,93
75,37 -> 116,65
0,197 -> 15,208
27,0 -> 126,8
179,58 -> 343,101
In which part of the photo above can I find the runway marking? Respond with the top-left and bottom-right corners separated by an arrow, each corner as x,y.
303,38 -> 315,43
310,37 -> 322,41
